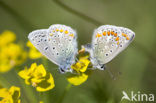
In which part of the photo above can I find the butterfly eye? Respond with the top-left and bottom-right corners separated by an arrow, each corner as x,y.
59,67 -> 65,73
100,65 -> 105,69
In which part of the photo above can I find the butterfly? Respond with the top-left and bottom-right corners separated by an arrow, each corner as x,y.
82,25 -> 135,70
28,24 -> 135,73
28,24 -> 78,73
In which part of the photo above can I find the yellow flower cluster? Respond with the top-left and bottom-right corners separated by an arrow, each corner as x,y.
0,31 -> 16,46
0,86 -> 20,103
0,29 -> 94,103
18,63 -> 55,92
0,31 -> 27,73
67,49 -> 91,86
27,41 -> 42,59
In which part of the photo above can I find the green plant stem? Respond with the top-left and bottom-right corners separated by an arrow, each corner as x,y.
53,0 -> 156,62
53,0 -> 103,26
0,74 -> 11,88
57,83 -> 72,103
38,92 -> 43,102
13,69 -> 38,103
38,92 -> 50,103
42,58 -> 48,69
41,58 -> 51,103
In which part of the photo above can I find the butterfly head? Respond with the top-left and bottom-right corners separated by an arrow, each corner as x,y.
58,59 -> 75,73
59,66 -> 72,73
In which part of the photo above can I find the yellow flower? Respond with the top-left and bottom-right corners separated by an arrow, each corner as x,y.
0,43 -> 27,72
67,49 -> 91,86
0,30 -> 16,47
67,73 -> 88,86
71,58 -> 90,73
18,63 -> 55,92
0,86 -> 20,103
0,30 -> 27,73
27,41 -> 42,59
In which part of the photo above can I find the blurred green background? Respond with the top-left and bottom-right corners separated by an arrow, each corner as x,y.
0,0 -> 156,103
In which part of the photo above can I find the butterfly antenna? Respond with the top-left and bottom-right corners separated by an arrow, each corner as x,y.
105,66 -> 116,80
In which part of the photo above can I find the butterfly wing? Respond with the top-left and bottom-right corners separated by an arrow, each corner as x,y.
47,24 -> 78,71
28,24 -> 78,72
28,29 -> 58,63
88,25 -> 135,69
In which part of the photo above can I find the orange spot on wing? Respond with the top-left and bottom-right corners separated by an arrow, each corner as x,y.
107,31 -> 110,36
56,29 -> 59,32
122,33 -> 127,37
111,31 -> 114,35
64,30 -> 69,34
60,29 -> 63,32
69,34 -> 74,37
126,36 -> 130,40
96,33 -> 102,38
117,41 -> 119,45
103,31 -> 106,36
114,33 -> 117,37
115,37 -> 119,41
50,33 -> 53,36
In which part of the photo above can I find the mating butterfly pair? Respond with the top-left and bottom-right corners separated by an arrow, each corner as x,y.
28,24 -> 135,73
